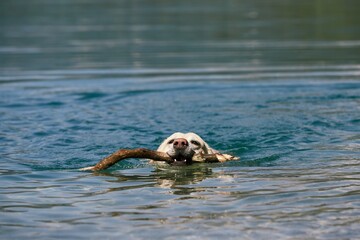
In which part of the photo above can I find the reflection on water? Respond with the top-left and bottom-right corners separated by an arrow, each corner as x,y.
1,0 -> 360,239
92,164 -> 215,193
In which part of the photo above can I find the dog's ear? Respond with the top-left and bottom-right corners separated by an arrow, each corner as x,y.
200,141 -> 210,154
206,146 -> 220,154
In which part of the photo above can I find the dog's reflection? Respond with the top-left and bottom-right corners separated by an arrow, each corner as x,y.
89,163 -> 222,194
153,164 -> 214,191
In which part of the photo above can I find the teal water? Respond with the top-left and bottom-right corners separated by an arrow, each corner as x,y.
1,1 -> 360,239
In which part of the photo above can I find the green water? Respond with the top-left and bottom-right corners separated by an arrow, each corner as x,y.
1,1 -> 360,239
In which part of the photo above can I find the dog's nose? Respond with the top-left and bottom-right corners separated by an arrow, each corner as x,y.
173,138 -> 189,149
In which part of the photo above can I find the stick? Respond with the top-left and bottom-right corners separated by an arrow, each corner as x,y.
80,148 -> 171,171
80,148 -> 239,171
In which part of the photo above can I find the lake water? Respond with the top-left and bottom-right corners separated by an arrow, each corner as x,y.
1,0 -> 360,239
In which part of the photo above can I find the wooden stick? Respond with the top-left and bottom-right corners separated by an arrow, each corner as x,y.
80,148 -> 239,171
80,148 -> 171,171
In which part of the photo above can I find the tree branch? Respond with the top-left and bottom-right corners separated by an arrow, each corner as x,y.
80,148 -> 239,171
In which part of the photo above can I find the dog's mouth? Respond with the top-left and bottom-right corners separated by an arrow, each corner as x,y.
169,154 -> 193,166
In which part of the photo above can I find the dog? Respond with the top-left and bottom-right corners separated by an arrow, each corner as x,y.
154,132 -> 237,165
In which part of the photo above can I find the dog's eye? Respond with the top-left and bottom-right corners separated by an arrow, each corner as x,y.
168,139 -> 174,144
190,140 -> 200,146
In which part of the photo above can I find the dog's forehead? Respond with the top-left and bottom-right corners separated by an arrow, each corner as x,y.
165,132 -> 205,143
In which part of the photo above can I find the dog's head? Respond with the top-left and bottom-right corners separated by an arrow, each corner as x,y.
157,132 -> 212,165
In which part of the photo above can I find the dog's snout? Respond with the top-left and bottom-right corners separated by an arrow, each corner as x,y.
173,138 -> 189,149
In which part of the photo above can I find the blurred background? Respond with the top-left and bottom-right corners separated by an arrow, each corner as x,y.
1,0 -> 360,72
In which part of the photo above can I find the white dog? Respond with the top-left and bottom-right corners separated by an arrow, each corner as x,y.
155,132 -> 237,165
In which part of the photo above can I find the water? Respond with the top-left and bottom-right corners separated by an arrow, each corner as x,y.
1,0 -> 360,239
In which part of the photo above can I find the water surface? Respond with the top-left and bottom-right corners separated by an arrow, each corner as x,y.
1,1 -> 360,239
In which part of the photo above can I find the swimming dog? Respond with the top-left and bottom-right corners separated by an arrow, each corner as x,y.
155,132 -> 236,165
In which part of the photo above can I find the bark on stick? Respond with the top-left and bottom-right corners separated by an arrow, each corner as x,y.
79,148 -> 238,171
